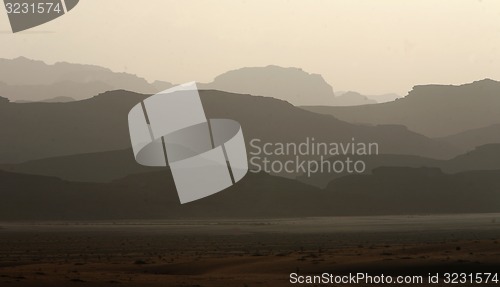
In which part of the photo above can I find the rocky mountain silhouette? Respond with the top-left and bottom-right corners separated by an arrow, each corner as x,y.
0,149 -> 155,182
331,91 -> 377,106
1,167 -> 499,220
199,65 -> 337,106
0,57 -> 173,102
0,90 -> 459,165
299,144 -> 500,188
439,124 -> 500,151
326,167 -> 500,215
303,79 -> 500,138
0,170 -> 326,220
1,58 -> 391,106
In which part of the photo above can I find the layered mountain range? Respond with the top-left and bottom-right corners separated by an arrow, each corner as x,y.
303,79 -> 500,138
0,58 -> 499,219
0,89 -> 458,164
0,58 -> 386,106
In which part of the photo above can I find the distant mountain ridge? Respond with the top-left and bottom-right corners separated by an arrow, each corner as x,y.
200,65 -> 337,106
0,57 -> 173,102
1,58 -> 391,106
200,66 -> 402,106
333,91 -> 377,106
335,91 -> 401,104
0,80 -> 112,102
303,79 -> 500,138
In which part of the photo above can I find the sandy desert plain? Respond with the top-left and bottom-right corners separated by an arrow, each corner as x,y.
0,214 -> 500,287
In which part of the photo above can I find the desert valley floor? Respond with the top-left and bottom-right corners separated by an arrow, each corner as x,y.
0,214 -> 500,286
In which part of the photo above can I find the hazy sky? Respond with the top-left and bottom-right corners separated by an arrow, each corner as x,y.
1,0 -> 499,95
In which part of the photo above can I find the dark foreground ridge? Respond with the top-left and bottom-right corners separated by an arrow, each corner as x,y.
1,167 -> 500,220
